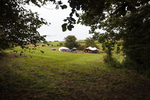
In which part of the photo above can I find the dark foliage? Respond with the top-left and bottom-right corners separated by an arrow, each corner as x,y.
59,43 -> 63,46
121,5 -> 150,74
64,35 -> 79,49
72,0 -> 150,75
0,0 -> 49,51
77,44 -> 85,50
85,38 -> 98,48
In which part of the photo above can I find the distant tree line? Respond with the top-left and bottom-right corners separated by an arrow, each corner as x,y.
64,35 -> 98,51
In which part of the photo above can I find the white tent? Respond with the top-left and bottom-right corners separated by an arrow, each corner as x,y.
86,46 -> 99,51
72,47 -> 77,50
85,46 -> 100,53
59,47 -> 69,51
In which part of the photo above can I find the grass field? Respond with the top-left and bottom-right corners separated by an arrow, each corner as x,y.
0,44 -> 150,100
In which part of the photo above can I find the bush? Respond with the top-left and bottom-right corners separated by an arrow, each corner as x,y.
0,51 -> 8,58
77,45 -> 85,50
121,57 -> 136,69
122,57 -> 150,77
85,38 -> 99,48
103,55 -> 122,69
59,43 -> 63,46
47,44 -> 50,46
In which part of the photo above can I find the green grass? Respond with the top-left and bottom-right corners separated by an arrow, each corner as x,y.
0,45 -> 150,100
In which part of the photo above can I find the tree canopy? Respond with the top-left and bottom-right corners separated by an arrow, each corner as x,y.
72,0 -> 150,74
64,35 -> 79,49
61,0 -> 149,30
85,38 -> 98,48
0,0 -> 50,51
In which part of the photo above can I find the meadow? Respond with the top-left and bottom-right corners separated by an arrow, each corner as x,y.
0,41 -> 150,100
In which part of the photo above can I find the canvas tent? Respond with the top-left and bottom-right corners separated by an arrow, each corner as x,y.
59,47 -> 69,51
85,46 -> 100,53
72,47 -> 77,50
72,47 -> 77,51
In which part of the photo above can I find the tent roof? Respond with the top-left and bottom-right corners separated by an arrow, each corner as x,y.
59,47 -> 69,51
86,46 -> 99,51
72,47 -> 77,49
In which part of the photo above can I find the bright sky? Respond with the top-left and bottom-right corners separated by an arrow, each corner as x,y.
25,0 -> 94,42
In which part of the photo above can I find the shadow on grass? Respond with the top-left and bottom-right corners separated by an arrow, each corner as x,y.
0,56 -> 150,100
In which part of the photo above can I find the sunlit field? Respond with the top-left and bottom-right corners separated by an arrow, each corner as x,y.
0,42 -> 150,100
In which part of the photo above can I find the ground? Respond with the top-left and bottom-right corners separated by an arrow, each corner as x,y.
0,49 -> 150,100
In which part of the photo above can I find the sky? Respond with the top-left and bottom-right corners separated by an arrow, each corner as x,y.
25,0 -> 94,42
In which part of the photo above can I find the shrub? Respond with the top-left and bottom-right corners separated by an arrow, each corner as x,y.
42,45 -> 45,47
0,51 -> 7,58
77,45 -> 85,50
103,55 -> 122,69
59,43 -> 63,46
122,57 -> 150,77
47,44 -> 50,46
121,57 -> 136,69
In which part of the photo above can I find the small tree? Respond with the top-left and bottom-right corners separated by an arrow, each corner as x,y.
85,38 -> 98,48
64,35 -> 79,49
77,44 -> 85,50
59,43 -> 63,46
98,32 -> 118,62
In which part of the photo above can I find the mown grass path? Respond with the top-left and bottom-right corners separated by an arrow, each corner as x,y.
0,47 -> 150,100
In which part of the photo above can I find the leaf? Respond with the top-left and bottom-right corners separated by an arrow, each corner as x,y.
67,25 -> 74,31
61,5 -> 67,9
77,5 -> 80,10
77,20 -> 80,24
75,12 -> 79,17
127,5 -> 137,13
63,19 -> 67,22
62,23 -> 67,32
58,1 -> 62,4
